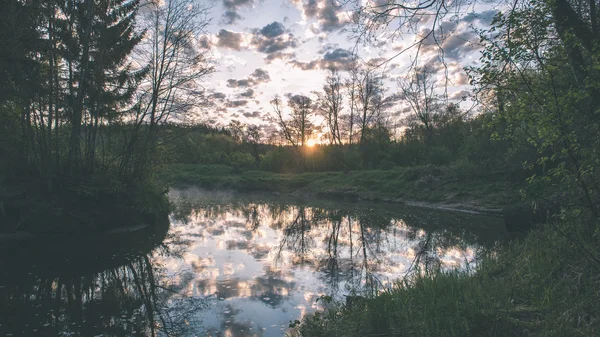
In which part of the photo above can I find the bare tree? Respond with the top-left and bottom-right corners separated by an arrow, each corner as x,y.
142,0 -> 213,129
316,66 -> 344,145
270,94 -> 315,148
398,66 -> 444,145
342,0 -> 472,81
345,63 -> 359,145
121,0 -> 214,176
354,68 -> 385,146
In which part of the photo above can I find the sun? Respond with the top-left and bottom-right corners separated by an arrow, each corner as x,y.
306,139 -> 316,147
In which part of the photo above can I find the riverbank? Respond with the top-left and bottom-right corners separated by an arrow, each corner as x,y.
160,164 -> 523,215
0,178 -> 170,235
291,215 -> 600,336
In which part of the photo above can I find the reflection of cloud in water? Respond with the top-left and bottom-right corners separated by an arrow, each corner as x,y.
227,239 -> 251,250
250,275 -> 295,307
158,188 -> 506,336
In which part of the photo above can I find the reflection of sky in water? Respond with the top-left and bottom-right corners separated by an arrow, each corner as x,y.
155,189 -> 495,336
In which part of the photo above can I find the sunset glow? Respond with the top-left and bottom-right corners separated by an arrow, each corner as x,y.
306,139 -> 317,147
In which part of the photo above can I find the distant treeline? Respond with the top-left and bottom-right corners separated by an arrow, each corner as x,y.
164,114 -> 534,180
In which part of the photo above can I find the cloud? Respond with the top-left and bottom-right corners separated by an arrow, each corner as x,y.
221,0 -> 255,24
211,92 -> 227,100
323,48 -> 352,62
243,110 -> 261,118
211,22 -> 300,62
222,10 -> 242,24
226,68 -> 271,90
250,68 -> 271,82
214,22 -> 297,58
216,29 -> 245,50
366,57 -> 388,67
299,0 -> 319,18
442,31 -> 479,60
250,22 -> 298,55
391,42 -> 405,51
223,0 -> 253,9
226,100 -> 249,108
240,88 -> 255,97
291,0 -> 352,32
318,43 -> 341,54
288,48 -> 355,70
449,89 -> 471,100
264,51 -> 296,63
260,22 -> 285,38
316,2 -> 350,32
253,35 -> 297,54
452,71 -> 470,85
227,78 -> 252,88
288,59 -> 319,70
198,35 -> 213,49
417,25 -> 479,61
462,10 -> 500,25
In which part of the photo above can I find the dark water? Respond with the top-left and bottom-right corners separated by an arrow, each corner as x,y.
0,188 -> 506,337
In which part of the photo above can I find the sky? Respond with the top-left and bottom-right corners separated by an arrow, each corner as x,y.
187,0 -> 503,140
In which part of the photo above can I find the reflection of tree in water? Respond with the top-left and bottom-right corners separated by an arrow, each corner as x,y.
273,205 -> 496,297
0,249 -> 207,337
169,189 -> 505,299
241,204 -> 261,231
276,206 -> 315,264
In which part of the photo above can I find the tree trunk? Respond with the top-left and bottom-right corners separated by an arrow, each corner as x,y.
67,0 -> 94,176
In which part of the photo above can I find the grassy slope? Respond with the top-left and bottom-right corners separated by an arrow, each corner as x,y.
160,164 -> 522,212
292,220 -> 600,337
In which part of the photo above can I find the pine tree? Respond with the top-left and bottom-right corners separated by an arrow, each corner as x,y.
83,0 -> 147,172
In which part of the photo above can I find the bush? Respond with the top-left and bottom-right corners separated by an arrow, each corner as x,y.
427,146 -> 453,165
228,151 -> 256,170
260,148 -> 295,172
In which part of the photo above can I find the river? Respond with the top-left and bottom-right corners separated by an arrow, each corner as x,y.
0,187 -> 506,337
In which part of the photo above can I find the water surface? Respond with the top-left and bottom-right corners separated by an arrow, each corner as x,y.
0,188 -> 506,337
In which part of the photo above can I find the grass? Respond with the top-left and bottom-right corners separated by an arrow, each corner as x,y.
159,164 -> 522,212
291,216 -> 600,337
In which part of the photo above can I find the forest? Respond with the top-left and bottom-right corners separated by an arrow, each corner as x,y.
0,0 -> 212,233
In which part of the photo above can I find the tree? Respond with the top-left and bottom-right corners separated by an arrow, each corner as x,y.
353,68 -> 385,146
245,125 -> 262,163
472,0 -> 600,218
348,0 -> 600,77
119,0 -> 214,178
82,0 -> 147,173
399,66 -> 444,146
345,63 -> 359,145
228,120 -> 244,143
270,94 -> 315,148
0,0 -> 147,181
316,66 -> 344,145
